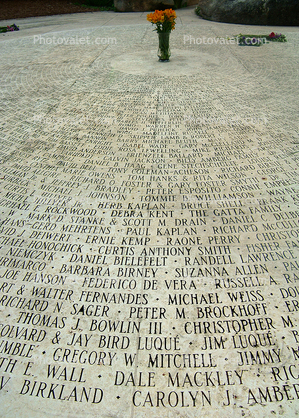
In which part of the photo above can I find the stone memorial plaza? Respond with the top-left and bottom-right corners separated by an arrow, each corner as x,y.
0,7 -> 299,417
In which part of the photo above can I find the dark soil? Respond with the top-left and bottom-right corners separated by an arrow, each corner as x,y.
0,0 -> 103,21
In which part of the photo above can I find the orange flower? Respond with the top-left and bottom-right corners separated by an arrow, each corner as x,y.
147,8 -> 177,32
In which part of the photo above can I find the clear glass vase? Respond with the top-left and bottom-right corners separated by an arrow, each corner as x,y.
158,32 -> 171,61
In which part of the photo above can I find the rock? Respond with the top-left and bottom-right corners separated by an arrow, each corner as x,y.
114,0 -> 197,12
196,0 -> 299,26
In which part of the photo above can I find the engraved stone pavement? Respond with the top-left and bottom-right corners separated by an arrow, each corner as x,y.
0,8 -> 299,418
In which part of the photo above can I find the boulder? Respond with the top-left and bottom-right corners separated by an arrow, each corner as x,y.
196,0 -> 299,26
114,0 -> 197,12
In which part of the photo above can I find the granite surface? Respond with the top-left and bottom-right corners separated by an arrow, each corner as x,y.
0,8 -> 299,417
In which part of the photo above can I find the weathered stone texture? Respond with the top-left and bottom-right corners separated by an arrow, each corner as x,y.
197,0 -> 299,25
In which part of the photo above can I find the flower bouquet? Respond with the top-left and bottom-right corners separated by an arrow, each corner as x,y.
0,24 -> 19,33
147,9 -> 177,61
268,32 -> 287,42
237,32 -> 287,46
